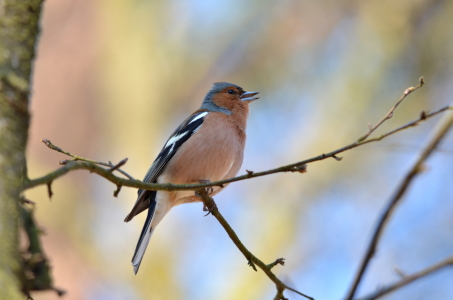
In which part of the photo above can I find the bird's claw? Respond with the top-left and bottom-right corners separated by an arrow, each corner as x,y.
195,179 -> 213,197
193,180 -> 217,216
203,199 -> 218,216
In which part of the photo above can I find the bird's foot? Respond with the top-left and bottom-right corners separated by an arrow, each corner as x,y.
199,179 -> 214,195
193,180 -> 216,216
194,179 -> 213,197
203,197 -> 218,216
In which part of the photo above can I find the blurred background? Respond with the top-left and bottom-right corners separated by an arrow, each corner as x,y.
25,0 -> 453,299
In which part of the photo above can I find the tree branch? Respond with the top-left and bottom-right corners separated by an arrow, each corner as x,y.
25,77 -> 449,193
197,189 -> 313,300
357,77 -> 425,142
24,105 -> 450,193
0,0 -> 46,298
19,203 -> 65,297
356,255 -> 453,300
345,101 -> 453,300
41,139 -> 134,180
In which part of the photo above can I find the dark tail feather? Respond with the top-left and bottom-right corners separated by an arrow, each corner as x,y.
125,190 -> 154,222
132,197 -> 157,274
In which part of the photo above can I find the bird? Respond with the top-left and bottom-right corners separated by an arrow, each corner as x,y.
124,82 -> 259,274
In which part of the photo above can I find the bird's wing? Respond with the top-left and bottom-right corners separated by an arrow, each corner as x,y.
141,111 -> 209,186
124,111 -> 209,222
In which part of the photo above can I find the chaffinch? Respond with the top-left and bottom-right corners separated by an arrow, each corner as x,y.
125,82 -> 259,274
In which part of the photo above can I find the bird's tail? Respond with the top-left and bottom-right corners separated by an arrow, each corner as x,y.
132,198 -> 157,274
132,194 -> 171,274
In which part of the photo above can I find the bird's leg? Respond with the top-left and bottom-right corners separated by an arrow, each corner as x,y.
193,179 -> 217,215
203,196 -> 218,216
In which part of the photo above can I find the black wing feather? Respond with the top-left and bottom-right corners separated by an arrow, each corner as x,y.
137,112 -> 208,201
125,111 -> 207,222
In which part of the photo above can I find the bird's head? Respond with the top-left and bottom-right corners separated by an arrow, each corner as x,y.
200,82 -> 259,115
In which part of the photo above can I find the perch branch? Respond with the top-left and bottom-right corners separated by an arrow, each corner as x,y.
197,189 -> 313,300
345,101 -> 453,300
24,105 -> 450,193
356,255 -> 453,300
25,79 -> 445,192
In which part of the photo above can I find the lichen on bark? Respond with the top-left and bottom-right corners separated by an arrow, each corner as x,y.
0,1 -> 44,298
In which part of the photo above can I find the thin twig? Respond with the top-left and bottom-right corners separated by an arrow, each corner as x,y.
286,286 -> 314,300
393,265 -> 406,278
267,258 -> 286,270
197,189 -> 314,300
25,105 -> 450,193
113,185 -> 122,197
109,158 -> 128,173
46,182 -> 53,199
41,139 -> 134,180
356,255 -> 453,300
357,77 -> 425,142
345,101 -> 453,300
21,198 -> 36,205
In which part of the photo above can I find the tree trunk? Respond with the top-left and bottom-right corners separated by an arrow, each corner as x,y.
0,1 -> 44,298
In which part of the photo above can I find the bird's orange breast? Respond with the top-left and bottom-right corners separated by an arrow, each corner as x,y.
159,112 -> 246,185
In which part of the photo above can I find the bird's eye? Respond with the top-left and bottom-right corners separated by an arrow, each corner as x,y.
227,89 -> 235,94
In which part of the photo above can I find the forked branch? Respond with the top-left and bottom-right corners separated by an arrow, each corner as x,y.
356,255 -> 453,300
345,101 -> 453,300
197,189 -> 313,300
41,139 -> 134,180
357,77 -> 425,142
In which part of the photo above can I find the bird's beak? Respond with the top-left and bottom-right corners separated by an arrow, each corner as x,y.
240,91 -> 259,103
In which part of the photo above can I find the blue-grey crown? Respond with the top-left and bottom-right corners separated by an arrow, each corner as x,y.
199,82 -> 242,115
